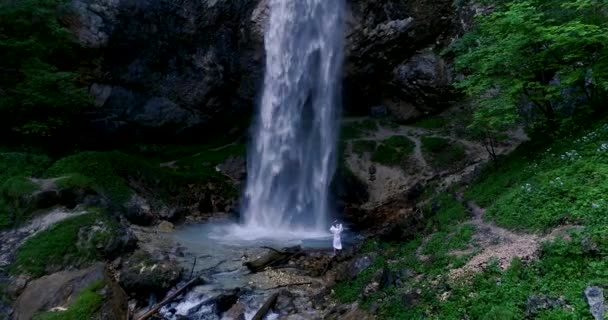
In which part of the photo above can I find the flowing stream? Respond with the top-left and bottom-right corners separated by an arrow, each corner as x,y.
237,0 -> 346,239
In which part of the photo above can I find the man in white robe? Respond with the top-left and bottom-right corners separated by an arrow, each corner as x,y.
330,221 -> 343,256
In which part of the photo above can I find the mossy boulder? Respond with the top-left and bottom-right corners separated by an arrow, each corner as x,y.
118,250 -> 181,300
13,263 -> 127,320
10,212 -> 134,277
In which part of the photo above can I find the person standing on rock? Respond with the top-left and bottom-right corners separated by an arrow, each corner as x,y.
330,220 -> 343,256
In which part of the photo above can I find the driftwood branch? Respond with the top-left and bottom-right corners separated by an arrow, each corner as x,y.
136,277 -> 203,320
251,292 -> 279,320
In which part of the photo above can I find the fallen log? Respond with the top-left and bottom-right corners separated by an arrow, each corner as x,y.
244,246 -> 303,273
261,282 -> 312,290
251,292 -> 279,320
136,277 -> 204,320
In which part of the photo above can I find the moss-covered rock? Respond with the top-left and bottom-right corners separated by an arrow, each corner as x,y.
10,211 -> 133,277
119,250 -> 181,300
13,263 -> 127,320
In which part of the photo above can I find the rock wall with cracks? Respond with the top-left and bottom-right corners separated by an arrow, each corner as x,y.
68,0 -> 473,139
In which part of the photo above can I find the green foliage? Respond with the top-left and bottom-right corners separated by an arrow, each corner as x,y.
451,0 -> 608,131
424,194 -> 470,232
34,281 -> 104,320
0,0 -> 89,140
421,137 -> 466,169
470,122 -> 608,231
10,212 -> 117,277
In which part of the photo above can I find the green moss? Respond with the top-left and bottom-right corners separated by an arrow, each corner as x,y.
46,152 -> 135,205
341,119 -> 379,140
371,136 -> 415,167
352,140 -> 377,156
1,176 -> 38,199
413,116 -> 448,129
0,176 -> 39,229
10,212 -> 117,277
55,173 -> 95,190
0,152 -> 51,182
421,136 -> 466,169
34,281 -> 104,320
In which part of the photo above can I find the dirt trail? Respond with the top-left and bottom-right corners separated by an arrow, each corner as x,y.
448,199 -> 577,278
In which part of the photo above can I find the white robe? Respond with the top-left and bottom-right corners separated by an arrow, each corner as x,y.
330,224 -> 343,250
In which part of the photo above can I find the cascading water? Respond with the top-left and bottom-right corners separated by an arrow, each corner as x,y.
238,0 -> 345,239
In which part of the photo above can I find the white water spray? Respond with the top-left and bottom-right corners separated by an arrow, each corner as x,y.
238,0 -> 345,239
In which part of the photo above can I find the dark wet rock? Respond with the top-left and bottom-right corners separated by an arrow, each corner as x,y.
401,289 -> 422,307
388,51 -> 455,121
77,217 -> 136,258
525,294 -> 569,317
222,302 -> 246,320
5,275 -> 29,300
217,156 -> 247,182
215,288 -> 241,314
338,254 -> 376,282
582,236 -> 601,256
361,269 -> 383,298
379,267 -> 396,289
119,250 -> 181,299
65,0 -> 465,139
275,290 -> 298,315
13,263 -> 127,320
379,208 -> 425,241
324,303 -> 374,320
124,195 -> 156,225
585,286 -> 605,320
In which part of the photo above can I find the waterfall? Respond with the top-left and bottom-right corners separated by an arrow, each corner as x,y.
240,0 -> 345,238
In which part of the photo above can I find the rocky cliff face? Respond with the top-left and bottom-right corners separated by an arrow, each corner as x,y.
69,0 -> 468,138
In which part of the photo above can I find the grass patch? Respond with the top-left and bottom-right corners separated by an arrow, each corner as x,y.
469,123 -> 608,231
341,119 -> 379,140
371,136 -> 415,167
413,116 -> 448,129
34,281 -> 104,320
0,152 -> 51,182
421,136 -> 466,169
336,121 -> 608,319
352,140 -> 377,156
10,211 -> 117,277
46,152 -> 137,205
0,177 -> 40,229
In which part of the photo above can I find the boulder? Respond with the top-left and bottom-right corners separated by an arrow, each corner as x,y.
119,250 -> 181,299
338,254 -> 375,281
13,263 -> 127,320
158,221 -> 175,233
214,288 -> 241,314
585,286 -> 605,320
222,302 -> 246,320
124,194 -> 156,225
525,294 -> 569,317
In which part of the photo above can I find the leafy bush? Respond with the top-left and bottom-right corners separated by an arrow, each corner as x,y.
451,0 -> 608,133
0,0 -> 90,141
